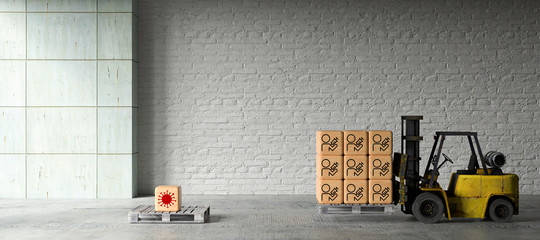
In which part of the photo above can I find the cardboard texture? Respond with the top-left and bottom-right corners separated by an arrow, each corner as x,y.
344,155 -> 368,180
343,131 -> 368,155
316,155 -> 343,180
155,185 -> 181,212
344,180 -> 368,204
316,179 -> 343,204
368,130 -> 392,155
316,131 -> 343,155
369,180 -> 392,204
369,155 -> 392,180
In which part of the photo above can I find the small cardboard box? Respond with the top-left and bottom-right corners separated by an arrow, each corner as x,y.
368,130 -> 392,155
344,180 -> 368,204
369,155 -> 392,180
369,180 -> 392,204
316,131 -> 343,156
155,185 -> 181,212
343,131 -> 368,155
344,155 -> 368,180
316,155 -> 343,180
316,179 -> 343,204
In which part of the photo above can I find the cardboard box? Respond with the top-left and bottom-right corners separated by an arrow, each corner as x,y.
344,180 -> 368,204
316,155 -> 343,180
316,131 -> 343,156
155,185 -> 181,212
316,179 -> 343,204
343,131 -> 368,155
369,155 -> 392,180
344,155 -> 368,180
369,180 -> 392,204
368,130 -> 392,155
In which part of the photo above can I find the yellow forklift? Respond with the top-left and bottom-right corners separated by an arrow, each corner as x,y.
394,116 -> 519,223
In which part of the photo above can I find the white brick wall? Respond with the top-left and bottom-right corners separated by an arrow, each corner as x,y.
138,0 -> 540,195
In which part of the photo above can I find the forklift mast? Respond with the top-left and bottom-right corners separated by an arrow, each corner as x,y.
400,116 -> 423,214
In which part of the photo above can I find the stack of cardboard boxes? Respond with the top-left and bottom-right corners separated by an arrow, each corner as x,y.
316,130 -> 393,205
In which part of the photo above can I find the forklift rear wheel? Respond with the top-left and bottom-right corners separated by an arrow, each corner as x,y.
412,192 -> 444,224
488,198 -> 513,223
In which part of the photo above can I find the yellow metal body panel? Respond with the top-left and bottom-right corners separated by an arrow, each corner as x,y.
419,187 -> 452,220
446,173 -> 519,219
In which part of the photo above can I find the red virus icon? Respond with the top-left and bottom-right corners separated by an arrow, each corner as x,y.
157,190 -> 176,208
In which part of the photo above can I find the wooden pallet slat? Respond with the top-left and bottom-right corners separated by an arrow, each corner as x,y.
129,205 -> 210,224
138,206 -> 147,213
194,206 -> 206,214
186,206 -> 196,214
142,206 -> 153,213
183,206 -> 193,214
132,205 -> 147,213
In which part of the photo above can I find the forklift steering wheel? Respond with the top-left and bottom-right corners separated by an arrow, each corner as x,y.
442,153 -> 454,164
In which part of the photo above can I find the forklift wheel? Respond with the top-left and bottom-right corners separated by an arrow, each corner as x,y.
488,199 -> 514,223
412,192 -> 444,224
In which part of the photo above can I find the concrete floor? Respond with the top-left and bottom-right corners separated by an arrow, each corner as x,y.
1,195 -> 539,239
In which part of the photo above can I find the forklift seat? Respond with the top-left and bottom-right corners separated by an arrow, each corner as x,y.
454,154 -> 477,175
448,155 -> 478,195
447,173 -> 465,196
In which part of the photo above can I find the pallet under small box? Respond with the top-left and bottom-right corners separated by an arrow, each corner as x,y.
128,205 -> 210,224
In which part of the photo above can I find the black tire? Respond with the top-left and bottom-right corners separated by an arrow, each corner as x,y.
412,192 -> 445,224
484,212 -> 492,221
488,198 -> 514,223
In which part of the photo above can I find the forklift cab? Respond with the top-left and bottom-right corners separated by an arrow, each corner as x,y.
422,132 -> 489,189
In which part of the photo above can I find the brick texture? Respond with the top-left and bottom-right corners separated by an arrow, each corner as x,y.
138,0 -> 540,195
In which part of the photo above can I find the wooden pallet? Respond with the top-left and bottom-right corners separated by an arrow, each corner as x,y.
128,205 -> 210,224
318,204 -> 395,215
